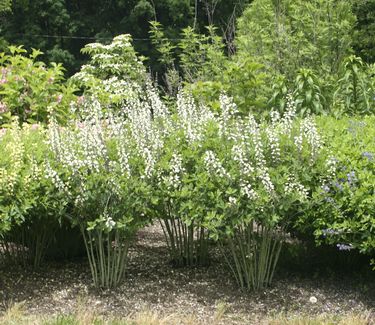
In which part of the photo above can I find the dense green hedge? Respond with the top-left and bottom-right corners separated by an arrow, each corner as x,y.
1,94 -> 373,289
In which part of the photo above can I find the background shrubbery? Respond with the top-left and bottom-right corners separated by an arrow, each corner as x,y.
0,46 -> 75,125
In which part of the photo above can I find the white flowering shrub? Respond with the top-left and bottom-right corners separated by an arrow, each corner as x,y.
45,96 -> 161,288
0,85 -> 337,290
139,91 -> 329,285
0,122 -> 67,267
172,95 -> 329,290
149,91 -> 218,266
71,34 -> 148,111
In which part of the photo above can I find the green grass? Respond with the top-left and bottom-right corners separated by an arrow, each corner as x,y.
268,313 -> 374,325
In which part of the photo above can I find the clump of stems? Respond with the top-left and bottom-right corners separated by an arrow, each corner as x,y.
81,227 -> 132,289
0,220 -> 56,268
159,200 -> 209,267
223,222 -> 284,291
160,217 -> 209,267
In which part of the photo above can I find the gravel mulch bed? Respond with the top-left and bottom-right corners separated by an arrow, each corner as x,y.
0,224 -> 374,324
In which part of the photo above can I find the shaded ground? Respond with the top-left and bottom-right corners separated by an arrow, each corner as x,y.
0,224 -> 374,324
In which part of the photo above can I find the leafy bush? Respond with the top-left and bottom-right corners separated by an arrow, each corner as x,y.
150,91 -> 218,266
236,0 -> 375,117
133,91 -> 330,288
308,116 -> 375,257
150,22 -> 228,86
150,22 -> 268,115
71,35 -> 148,110
333,56 -> 374,115
0,123 -> 67,267
192,95 -> 329,290
45,97 -> 157,288
237,0 -> 355,83
270,69 -> 326,116
0,46 -> 75,126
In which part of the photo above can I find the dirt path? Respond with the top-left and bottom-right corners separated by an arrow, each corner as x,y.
0,224 -> 374,324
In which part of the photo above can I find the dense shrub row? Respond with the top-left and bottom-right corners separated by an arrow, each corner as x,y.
0,87 -> 373,289
0,123 -> 66,268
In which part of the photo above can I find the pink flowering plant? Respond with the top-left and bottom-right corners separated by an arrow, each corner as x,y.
0,46 -> 75,125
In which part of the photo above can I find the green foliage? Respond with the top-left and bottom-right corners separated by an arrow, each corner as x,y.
0,123 -> 67,267
149,21 -> 176,68
293,69 -> 325,116
0,46 -> 75,125
71,35 -> 147,110
0,0 -> 11,12
270,70 -> 326,117
333,55 -> 374,115
237,0 -> 355,82
179,26 -> 227,83
309,116 -> 375,256
235,0 -> 363,117
215,56 -> 268,115
352,0 -> 375,63
150,21 -> 268,115
150,22 -> 228,86
143,1 -> 374,117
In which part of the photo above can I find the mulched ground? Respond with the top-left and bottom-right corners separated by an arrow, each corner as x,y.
0,224 -> 374,324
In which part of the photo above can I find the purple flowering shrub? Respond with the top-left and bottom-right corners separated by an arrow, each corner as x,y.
311,116 -> 375,260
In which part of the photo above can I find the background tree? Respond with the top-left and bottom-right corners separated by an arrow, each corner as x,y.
0,0 -> 11,12
0,0 -> 254,75
352,0 -> 375,63
235,0 -> 375,116
236,0 -> 355,82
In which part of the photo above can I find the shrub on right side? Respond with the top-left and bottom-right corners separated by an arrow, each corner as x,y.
304,116 -> 375,266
